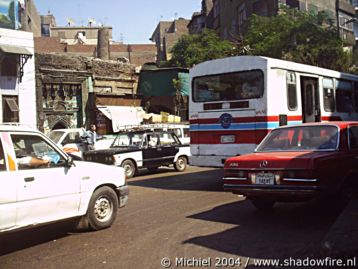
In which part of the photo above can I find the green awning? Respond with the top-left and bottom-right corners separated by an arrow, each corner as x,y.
0,44 -> 32,56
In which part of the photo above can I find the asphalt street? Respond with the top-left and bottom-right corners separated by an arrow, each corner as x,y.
0,166 -> 343,269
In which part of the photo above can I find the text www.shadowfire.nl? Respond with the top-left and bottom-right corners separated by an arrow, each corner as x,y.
160,256 -> 357,268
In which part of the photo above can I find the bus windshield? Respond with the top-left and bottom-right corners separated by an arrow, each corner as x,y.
192,70 -> 264,102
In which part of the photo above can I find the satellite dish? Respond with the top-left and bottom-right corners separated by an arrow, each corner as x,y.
88,18 -> 96,26
67,18 -> 75,26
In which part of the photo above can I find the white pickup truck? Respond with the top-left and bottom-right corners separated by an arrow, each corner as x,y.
0,124 -> 128,233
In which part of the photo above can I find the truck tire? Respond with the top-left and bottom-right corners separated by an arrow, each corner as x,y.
86,186 -> 118,230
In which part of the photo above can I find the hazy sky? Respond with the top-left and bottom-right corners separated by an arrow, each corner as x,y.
35,0 -> 201,44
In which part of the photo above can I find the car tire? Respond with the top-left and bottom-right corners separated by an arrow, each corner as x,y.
174,156 -> 187,172
251,198 -> 275,211
85,186 -> 118,231
122,159 -> 136,178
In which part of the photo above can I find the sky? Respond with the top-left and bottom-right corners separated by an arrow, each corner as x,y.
35,0 -> 201,44
0,0 -> 12,14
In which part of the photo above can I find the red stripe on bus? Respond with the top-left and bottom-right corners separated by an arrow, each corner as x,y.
321,116 -> 342,121
190,115 -> 302,124
190,130 -> 269,144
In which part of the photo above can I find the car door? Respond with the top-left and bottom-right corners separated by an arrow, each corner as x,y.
142,133 -> 164,167
9,132 -> 82,227
0,134 -> 18,231
158,132 -> 180,163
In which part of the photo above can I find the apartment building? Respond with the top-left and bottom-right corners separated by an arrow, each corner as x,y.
201,0 -> 355,46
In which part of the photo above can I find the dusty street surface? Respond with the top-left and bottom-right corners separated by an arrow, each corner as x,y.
0,166 -> 341,269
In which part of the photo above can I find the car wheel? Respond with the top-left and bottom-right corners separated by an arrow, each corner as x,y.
86,186 -> 118,230
174,156 -> 187,172
122,159 -> 136,178
148,167 -> 159,173
251,198 -> 275,211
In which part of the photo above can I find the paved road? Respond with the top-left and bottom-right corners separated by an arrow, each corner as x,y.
0,166 -> 342,269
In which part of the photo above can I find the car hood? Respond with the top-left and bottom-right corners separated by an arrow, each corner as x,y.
225,151 -> 338,170
73,160 -> 125,184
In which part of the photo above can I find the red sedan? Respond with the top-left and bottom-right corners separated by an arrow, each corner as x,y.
223,122 -> 358,210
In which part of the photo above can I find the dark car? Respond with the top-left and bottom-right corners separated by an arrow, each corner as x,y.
223,122 -> 358,210
83,130 -> 190,178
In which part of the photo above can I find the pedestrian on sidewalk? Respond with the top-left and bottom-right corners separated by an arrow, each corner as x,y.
82,124 -> 99,151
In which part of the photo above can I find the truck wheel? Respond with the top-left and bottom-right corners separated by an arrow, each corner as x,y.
174,156 -> 187,172
86,186 -> 118,230
122,159 -> 136,178
251,198 -> 275,211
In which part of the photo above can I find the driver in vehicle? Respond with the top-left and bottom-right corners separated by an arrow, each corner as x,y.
17,156 -> 50,168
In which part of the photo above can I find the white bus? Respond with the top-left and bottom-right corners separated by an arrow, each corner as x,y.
189,56 -> 358,167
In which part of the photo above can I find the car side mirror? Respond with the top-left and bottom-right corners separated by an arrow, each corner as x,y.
66,156 -> 74,167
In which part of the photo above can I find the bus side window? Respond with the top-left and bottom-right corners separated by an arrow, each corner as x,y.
336,80 -> 353,113
323,78 -> 335,112
286,72 -> 297,110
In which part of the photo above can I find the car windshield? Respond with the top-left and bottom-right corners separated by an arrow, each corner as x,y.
256,125 -> 339,152
48,131 -> 65,144
111,133 -> 144,147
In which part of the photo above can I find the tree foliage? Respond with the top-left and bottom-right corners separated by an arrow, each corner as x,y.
243,7 -> 352,71
168,29 -> 233,68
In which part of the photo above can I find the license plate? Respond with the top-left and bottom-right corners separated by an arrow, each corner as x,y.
255,173 -> 275,185
221,135 -> 235,143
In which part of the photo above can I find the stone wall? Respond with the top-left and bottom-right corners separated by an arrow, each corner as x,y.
35,53 -> 139,132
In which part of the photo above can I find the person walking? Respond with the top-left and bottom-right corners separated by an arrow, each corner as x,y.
82,124 -> 98,151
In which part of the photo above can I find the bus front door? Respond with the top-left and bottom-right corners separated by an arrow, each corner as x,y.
301,77 -> 320,123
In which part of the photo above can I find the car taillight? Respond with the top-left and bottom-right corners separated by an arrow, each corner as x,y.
224,169 -> 248,179
281,170 -> 315,179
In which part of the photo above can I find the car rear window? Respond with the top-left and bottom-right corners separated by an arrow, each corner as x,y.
256,125 -> 339,152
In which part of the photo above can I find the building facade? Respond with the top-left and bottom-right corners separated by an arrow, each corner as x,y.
150,18 -> 190,65
0,29 -> 36,127
51,26 -> 113,45
35,53 -> 139,133
19,0 -> 42,37
200,0 -> 355,46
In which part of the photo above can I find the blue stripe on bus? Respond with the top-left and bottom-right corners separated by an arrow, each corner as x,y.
190,121 -> 302,131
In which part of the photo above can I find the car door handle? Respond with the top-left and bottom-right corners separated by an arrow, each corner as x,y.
24,177 -> 35,182
157,148 -> 162,151
355,156 -> 358,159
